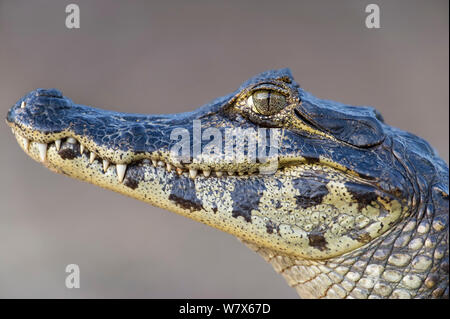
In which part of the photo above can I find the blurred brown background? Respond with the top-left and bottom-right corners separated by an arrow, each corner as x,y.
0,0 -> 448,298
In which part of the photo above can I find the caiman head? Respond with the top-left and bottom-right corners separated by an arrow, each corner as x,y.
6,69 -> 448,265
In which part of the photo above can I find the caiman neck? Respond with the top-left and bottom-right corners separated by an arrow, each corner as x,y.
243,202 -> 449,299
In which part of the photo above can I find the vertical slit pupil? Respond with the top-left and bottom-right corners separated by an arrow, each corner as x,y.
251,90 -> 287,115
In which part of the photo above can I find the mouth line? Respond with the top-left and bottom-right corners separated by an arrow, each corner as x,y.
10,125 -> 294,182
9,123 -> 374,188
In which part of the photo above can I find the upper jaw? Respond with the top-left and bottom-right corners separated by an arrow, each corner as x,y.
8,119 -> 291,182
7,88 -> 287,178
6,89 -> 281,181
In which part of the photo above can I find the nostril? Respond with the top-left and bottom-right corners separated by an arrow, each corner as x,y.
6,108 -> 15,123
35,88 -> 63,98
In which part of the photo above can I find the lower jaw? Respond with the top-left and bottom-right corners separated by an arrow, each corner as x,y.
12,128 -> 388,260
11,130 -> 323,258
11,131 -> 283,247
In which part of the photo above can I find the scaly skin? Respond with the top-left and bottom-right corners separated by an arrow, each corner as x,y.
6,69 -> 449,298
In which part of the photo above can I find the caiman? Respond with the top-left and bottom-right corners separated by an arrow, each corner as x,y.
6,69 -> 449,299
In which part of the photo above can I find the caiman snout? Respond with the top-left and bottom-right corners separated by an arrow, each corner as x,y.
7,88 -> 68,125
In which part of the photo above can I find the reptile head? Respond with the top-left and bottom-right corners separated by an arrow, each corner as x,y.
7,69 -> 425,259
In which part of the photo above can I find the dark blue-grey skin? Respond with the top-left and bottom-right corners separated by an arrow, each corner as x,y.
6,69 -> 449,298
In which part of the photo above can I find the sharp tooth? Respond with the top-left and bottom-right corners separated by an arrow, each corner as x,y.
89,152 -> 96,164
157,161 -> 164,167
67,137 -> 77,144
55,139 -> 61,151
166,163 -> 172,172
116,164 -> 127,182
21,101 -> 26,108
203,170 -> 211,177
11,128 -> 14,134
189,169 -> 197,178
152,159 -> 157,167
176,167 -> 183,175
80,144 -> 85,154
238,171 -> 245,176
22,137 -> 29,150
103,159 -> 110,171
37,143 -> 47,162
215,171 -> 223,177
228,171 -> 235,176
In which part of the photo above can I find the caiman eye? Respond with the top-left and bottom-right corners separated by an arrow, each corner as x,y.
247,90 -> 287,116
